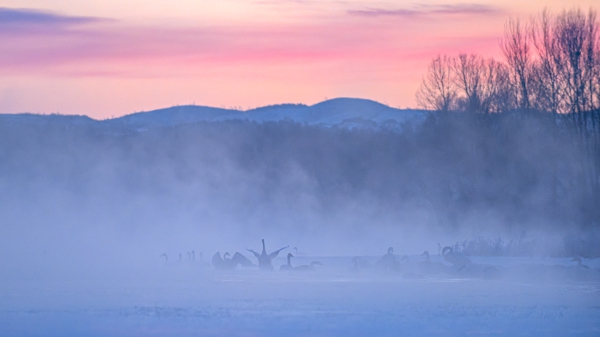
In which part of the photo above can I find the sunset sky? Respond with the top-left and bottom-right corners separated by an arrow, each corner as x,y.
0,0 -> 596,119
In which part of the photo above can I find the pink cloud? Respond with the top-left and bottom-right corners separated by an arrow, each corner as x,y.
0,6 -> 510,116
348,3 -> 505,18
0,6 -> 504,78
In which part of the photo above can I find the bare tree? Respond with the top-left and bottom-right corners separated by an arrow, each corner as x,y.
414,7 -> 600,217
501,17 -> 532,110
555,9 -> 593,114
530,9 -> 565,114
530,9 -> 598,114
453,54 -> 484,113
416,55 -> 457,111
452,54 -> 513,114
532,8 -> 600,199
485,60 -> 515,113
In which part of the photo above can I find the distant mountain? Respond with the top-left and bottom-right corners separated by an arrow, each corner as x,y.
0,113 -> 96,127
107,97 -> 427,130
1,98 -> 428,130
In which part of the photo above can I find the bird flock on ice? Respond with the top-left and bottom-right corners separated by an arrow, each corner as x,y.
160,239 -> 599,281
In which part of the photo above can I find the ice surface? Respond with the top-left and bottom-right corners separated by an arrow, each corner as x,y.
1,256 -> 599,337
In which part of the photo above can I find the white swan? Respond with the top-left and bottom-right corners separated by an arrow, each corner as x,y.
418,250 -> 447,276
211,251 -> 254,270
247,239 -> 288,271
280,253 -> 294,271
293,247 -> 306,256
442,246 -> 471,269
376,247 -> 399,271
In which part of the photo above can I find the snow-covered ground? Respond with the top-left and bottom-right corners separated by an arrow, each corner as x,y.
1,255 -> 598,336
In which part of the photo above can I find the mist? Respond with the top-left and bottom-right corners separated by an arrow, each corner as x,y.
1,110 -> 598,279
1,106 -> 600,336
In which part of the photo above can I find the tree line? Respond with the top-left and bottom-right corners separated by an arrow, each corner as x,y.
416,8 -> 599,115
416,8 -> 600,225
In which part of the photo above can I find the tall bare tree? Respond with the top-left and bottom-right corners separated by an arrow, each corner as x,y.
530,9 -> 565,114
453,54 -> 513,114
415,8 -> 600,219
555,9 -> 593,114
453,54 -> 484,113
501,17 -> 532,110
530,8 -> 600,200
416,55 -> 457,111
485,60 -> 514,113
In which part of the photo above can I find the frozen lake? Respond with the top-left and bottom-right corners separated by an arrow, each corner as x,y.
1,255 -> 599,336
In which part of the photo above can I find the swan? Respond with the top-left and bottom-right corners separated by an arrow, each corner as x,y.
421,250 -> 431,263
211,251 -> 254,270
418,250 -> 447,276
294,261 -> 323,271
376,247 -> 399,271
293,247 -> 306,256
571,256 -> 590,269
247,239 -> 289,271
159,253 -> 184,267
280,253 -> 294,271
440,247 -> 501,279
442,246 -> 471,269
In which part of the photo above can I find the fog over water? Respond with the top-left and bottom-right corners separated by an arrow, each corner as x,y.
0,102 -> 599,336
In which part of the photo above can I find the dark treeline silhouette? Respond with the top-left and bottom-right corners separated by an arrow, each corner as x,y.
417,8 -> 600,116
415,8 -> 600,249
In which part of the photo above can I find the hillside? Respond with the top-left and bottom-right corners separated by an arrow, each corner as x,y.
0,98 -> 426,130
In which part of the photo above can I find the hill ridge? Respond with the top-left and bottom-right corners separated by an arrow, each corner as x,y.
1,97 -> 427,130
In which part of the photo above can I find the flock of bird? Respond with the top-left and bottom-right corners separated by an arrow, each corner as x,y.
160,239 -> 325,272
351,245 -> 501,279
211,239 -> 324,271
160,239 -> 598,280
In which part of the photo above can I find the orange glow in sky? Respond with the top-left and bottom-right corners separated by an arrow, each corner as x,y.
0,0 -> 597,118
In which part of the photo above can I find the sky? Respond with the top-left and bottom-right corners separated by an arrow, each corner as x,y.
0,0 -> 597,119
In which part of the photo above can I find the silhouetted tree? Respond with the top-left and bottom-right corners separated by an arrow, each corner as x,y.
416,55 -> 457,111
452,54 -> 513,114
501,17 -> 532,110
414,7 -> 600,226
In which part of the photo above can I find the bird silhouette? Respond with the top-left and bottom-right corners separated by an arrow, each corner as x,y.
280,253 -> 294,271
247,239 -> 288,271
442,246 -> 471,269
211,251 -> 254,270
